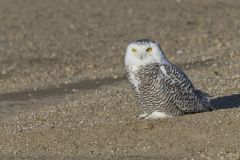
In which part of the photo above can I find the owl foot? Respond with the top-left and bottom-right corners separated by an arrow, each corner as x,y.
136,113 -> 148,119
136,112 -> 171,120
145,111 -> 170,119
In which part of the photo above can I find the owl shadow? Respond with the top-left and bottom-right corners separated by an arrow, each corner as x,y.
211,93 -> 240,110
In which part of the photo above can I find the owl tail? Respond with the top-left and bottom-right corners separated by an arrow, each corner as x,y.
195,90 -> 215,111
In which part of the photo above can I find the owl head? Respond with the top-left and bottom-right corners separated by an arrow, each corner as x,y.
124,39 -> 168,66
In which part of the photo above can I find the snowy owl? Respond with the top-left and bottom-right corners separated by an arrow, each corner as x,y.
125,39 -> 213,119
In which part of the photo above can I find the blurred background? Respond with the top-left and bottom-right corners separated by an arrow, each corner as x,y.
0,0 -> 239,93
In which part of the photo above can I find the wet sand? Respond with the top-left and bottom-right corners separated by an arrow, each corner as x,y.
0,0 -> 240,159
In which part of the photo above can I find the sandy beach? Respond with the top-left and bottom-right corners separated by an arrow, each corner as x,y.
0,0 -> 240,159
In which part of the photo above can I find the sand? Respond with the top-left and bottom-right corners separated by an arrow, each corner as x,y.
0,0 -> 240,159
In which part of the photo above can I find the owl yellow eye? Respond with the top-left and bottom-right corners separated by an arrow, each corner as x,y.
146,47 -> 152,53
132,48 -> 137,53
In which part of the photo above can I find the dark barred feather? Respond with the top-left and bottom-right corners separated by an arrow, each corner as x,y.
126,63 -> 214,116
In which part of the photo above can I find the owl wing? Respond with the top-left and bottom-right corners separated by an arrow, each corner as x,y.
158,63 -> 212,112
